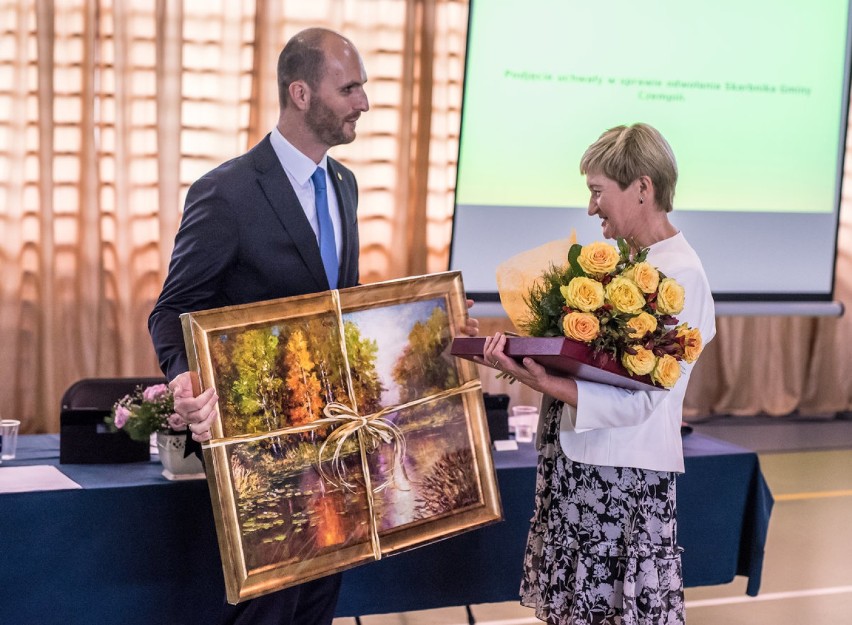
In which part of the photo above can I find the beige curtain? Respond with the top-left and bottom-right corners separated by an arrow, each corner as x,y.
0,0 -> 469,433
1,0 -> 850,434
682,195 -> 852,420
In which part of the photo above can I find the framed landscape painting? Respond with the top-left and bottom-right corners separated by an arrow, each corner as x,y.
181,272 -> 502,603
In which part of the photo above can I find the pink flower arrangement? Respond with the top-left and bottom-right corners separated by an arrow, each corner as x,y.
142,383 -> 169,402
106,383 -> 186,442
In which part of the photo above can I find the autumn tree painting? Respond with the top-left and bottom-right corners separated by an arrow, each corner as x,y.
230,328 -> 286,433
344,320 -> 384,414
391,305 -> 459,404
209,314 -> 359,437
304,316 -> 350,407
282,328 -> 324,428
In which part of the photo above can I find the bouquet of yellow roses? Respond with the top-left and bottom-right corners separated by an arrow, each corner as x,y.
521,239 -> 702,388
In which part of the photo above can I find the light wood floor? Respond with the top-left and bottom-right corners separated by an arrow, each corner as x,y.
334,419 -> 852,625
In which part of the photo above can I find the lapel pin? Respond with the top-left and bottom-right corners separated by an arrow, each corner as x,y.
337,172 -> 342,181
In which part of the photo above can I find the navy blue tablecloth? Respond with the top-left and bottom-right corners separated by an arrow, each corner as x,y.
0,433 -> 772,624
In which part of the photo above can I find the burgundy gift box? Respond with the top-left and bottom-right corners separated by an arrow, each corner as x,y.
451,336 -> 664,392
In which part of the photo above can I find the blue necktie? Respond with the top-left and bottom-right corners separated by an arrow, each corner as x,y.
311,167 -> 338,289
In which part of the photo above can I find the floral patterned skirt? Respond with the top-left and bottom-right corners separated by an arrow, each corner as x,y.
519,401 -> 684,625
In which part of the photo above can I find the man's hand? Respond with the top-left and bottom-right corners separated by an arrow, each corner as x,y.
460,298 -> 479,337
169,371 -> 219,443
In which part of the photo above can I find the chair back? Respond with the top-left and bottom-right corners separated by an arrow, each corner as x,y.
60,377 -> 168,411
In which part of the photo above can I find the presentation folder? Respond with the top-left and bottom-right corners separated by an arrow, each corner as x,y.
451,336 -> 662,392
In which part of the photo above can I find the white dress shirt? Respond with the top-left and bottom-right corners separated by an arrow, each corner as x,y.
269,127 -> 342,262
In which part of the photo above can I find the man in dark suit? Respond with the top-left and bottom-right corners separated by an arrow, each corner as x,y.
148,28 -> 367,625
150,26 -> 479,624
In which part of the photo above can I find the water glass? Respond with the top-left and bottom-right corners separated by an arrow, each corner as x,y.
0,419 -> 21,460
510,405 -> 538,443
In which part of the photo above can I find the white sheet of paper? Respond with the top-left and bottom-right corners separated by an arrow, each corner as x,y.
0,465 -> 82,494
493,439 -> 519,452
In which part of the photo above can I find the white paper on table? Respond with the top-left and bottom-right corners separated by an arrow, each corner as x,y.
493,439 -> 519,451
0,465 -> 82,493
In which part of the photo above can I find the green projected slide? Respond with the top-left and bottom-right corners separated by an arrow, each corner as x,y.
456,0 -> 849,214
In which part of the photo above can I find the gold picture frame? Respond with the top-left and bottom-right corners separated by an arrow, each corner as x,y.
181,272 -> 502,604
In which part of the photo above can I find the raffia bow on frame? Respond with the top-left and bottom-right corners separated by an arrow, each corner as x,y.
202,378 -> 482,560
317,379 -> 481,492
317,401 -> 410,493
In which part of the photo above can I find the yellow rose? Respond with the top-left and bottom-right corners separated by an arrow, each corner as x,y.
652,354 -> 682,388
562,312 -> 600,343
621,346 -> 657,376
626,311 -> 658,339
605,276 -> 645,314
577,241 -> 620,276
657,278 -> 685,315
622,262 -> 660,294
560,277 -> 605,312
677,324 -> 703,363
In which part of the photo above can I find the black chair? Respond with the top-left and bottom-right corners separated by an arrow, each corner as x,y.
59,376 -> 167,464
60,377 -> 168,411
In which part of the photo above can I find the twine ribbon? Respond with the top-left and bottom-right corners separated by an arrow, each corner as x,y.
315,401 -> 409,494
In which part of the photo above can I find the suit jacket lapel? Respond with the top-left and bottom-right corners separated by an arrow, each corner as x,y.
251,136 -> 329,290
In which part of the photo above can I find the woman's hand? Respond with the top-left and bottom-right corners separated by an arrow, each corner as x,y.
473,332 -> 549,393
474,332 -> 579,406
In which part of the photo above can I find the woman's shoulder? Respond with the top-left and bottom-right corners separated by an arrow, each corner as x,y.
648,233 -> 714,315
648,233 -> 706,281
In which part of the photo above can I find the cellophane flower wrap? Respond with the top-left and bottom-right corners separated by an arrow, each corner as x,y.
521,239 -> 703,388
106,383 -> 186,442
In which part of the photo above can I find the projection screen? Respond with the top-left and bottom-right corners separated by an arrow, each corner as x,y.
449,0 -> 850,314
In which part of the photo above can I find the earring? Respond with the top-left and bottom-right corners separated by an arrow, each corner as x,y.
639,196 -> 644,204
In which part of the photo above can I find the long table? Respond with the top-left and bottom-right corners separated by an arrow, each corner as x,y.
0,433 -> 772,625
